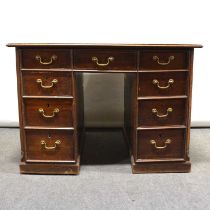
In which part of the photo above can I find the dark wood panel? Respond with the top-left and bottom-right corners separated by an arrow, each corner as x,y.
140,49 -> 188,70
16,49 -> 26,162
20,161 -> 80,174
138,99 -> 186,126
24,98 -> 74,127
25,129 -> 75,162
136,129 -> 186,162
22,71 -> 73,96
131,156 -> 191,173
124,73 -> 137,153
138,71 -> 188,97
185,49 -> 194,163
21,49 -> 71,69
73,49 -> 137,70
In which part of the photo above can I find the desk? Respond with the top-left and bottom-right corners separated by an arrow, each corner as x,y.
7,43 -> 202,174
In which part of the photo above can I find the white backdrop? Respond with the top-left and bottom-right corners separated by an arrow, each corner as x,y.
0,0 -> 209,127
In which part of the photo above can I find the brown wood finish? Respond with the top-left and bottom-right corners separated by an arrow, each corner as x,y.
138,71 -> 188,97
131,156 -> 191,173
21,49 -> 71,69
7,43 -> 203,48
22,71 -> 73,96
73,49 -> 137,70
140,49 -> 188,70
138,98 -> 186,126
124,73 -> 137,155
74,73 -> 85,157
25,129 -> 75,162
136,128 -> 185,162
7,43 -> 202,175
20,160 -> 80,175
24,98 -> 74,127
15,48 -> 26,162
185,49 -> 194,161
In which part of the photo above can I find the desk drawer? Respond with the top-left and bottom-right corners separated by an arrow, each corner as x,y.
21,49 -> 71,69
136,129 -> 185,162
138,71 -> 188,97
22,71 -> 73,96
140,50 -> 188,70
73,49 -> 137,70
138,99 -> 186,126
25,129 -> 75,162
24,98 -> 73,127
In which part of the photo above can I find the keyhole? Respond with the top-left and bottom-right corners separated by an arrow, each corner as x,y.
158,134 -> 162,138
48,133 -> 51,139
47,104 -> 50,108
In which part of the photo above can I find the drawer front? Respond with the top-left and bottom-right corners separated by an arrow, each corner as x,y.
21,49 -> 71,69
138,71 -> 188,97
140,50 -> 188,70
22,71 -> 73,96
25,129 -> 75,162
136,129 -> 185,162
73,49 -> 137,70
24,99 -> 73,127
138,99 -> 186,126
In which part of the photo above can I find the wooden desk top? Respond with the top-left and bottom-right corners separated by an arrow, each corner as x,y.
7,43 -> 203,48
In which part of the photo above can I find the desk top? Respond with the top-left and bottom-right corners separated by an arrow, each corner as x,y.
7,43 -> 203,48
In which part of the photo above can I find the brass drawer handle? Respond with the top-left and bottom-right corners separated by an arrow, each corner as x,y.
150,139 -> 172,149
152,79 -> 174,89
153,55 -> 174,65
35,55 -> 57,65
36,78 -> 58,89
152,107 -> 173,118
92,56 -> 114,67
38,108 -> 59,118
41,140 -> 61,150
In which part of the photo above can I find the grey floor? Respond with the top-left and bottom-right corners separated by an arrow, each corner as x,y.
0,128 -> 210,210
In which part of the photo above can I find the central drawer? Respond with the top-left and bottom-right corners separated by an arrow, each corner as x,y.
73,49 -> 137,70
138,99 -> 186,126
24,98 -> 74,127
25,129 -> 76,162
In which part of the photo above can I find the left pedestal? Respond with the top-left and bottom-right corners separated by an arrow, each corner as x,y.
14,48 -> 83,175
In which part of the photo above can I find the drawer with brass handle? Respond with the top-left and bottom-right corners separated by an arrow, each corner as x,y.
138,99 -> 186,126
21,49 -> 71,69
73,49 -> 137,70
140,50 -> 188,70
25,129 -> 76,162
22,71 -> 73,96
138,71 -> 188,97
24,98 -> 74,127
136,128 -> 186,162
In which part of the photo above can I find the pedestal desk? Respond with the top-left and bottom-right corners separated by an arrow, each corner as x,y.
7,43 -> 202,174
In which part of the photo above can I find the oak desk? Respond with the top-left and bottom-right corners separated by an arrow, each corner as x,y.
7,43 -> 202,174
